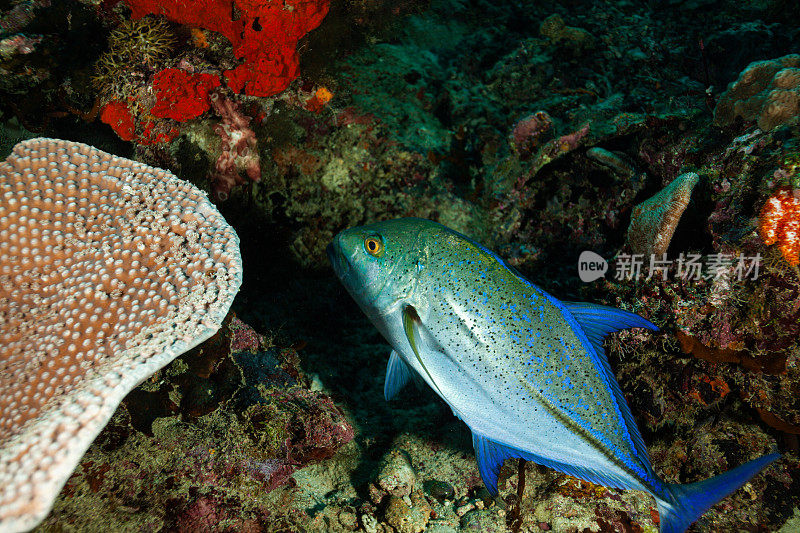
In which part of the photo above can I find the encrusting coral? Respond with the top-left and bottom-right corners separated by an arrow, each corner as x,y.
714,54 -> 800,131
0,138 -> 242,532
150,69 -> 221,123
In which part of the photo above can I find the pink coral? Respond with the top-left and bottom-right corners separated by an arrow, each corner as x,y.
0,138 -> 242,532
554,122 -> 590,152
229,316 -> 263,353
209,94 -> 261,201
510,111 -> 553,159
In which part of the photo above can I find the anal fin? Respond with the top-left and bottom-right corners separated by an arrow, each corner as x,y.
472,432 -> 639,496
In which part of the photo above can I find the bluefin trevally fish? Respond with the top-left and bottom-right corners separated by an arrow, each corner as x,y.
328,218 -> 779,533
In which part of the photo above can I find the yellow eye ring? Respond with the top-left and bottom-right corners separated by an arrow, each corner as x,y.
364,236 -> 384,257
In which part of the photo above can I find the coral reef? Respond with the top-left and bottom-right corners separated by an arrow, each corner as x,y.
1,0 -> 800,531
262,106 -> 477,268
37,317 -> 355,531
0,139 -> 241,532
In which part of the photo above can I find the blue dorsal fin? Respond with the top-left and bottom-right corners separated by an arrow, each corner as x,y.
384,350 -> 414,401
562,301 -> 658,348
472,433 -> 638,496
562,301 -> 658,463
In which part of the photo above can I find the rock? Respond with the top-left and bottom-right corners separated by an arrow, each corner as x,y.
337,509 -> 358,530
384,490 -> 432,533
361,513 -> 379,533
376,449 -> 417,498
424,524 -> 458,533
459,508 -> 507,532
423,479 -> 455,503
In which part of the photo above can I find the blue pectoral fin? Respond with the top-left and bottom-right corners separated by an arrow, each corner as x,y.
656,452 -> 780,533
384,351 -> 414,401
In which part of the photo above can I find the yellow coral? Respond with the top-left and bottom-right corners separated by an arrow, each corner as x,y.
92,16 -> 175,99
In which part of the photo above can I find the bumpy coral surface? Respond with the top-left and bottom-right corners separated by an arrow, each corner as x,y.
715,54 -> 800,131
627,172 -> 701,256
0,138 -> 242,532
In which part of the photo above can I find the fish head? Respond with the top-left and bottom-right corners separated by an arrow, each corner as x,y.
328,218 -> 429,316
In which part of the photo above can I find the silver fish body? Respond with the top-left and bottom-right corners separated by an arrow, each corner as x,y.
328,218 -> 778,533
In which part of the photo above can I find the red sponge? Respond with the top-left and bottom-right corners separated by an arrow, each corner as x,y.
126,0 -> 329,97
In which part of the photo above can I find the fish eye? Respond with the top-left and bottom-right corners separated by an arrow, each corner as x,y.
364,235 -> 384,257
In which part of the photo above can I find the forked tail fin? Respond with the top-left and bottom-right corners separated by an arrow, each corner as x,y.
655,453 -> 779,533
